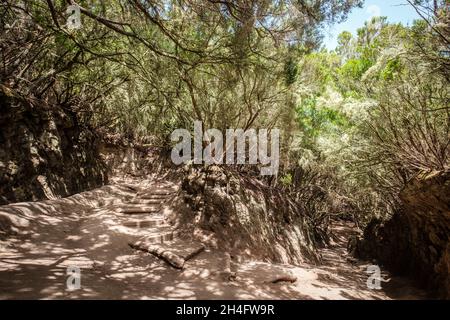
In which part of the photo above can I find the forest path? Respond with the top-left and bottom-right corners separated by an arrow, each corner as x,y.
0,178 -> 428,300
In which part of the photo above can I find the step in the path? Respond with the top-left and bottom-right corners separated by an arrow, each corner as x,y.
128,199 -> 161,205
122,217 -> 166,228
152,189 -> 176,195
114,224 -> 174,236
140,228 -> 178,244
117,205 -> 161,214
137,187 -> 176,195
137,192 -> 176,198
138,194 -> 172,200
130,238 -> 205,269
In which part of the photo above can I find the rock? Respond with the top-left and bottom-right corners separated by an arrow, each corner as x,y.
0,91 -> 108,204
180,165 -> 321,265
355,170 -> 450,299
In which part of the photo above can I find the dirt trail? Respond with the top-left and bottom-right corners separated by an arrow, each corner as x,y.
0,178 -> 428,300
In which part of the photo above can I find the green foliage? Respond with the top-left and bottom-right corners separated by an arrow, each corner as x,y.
1,0 -> 448,228
284,57 -> 298,86
288,10 -> 449,225
339,58 -> 372,80
296,97 -> 349,147
380,58 -> 402,81
280,173 -> 293,186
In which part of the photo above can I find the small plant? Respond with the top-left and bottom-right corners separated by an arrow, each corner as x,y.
280,173 -> 293,186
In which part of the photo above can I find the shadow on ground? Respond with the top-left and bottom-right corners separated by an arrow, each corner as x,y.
0,179 -> 429,300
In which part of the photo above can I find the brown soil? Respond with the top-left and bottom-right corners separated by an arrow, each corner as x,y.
0,178 -> 429,299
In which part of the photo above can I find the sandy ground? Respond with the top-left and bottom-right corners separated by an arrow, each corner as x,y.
0,178 -> 429,300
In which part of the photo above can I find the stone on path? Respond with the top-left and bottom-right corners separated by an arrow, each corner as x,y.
118,205 -> 161,214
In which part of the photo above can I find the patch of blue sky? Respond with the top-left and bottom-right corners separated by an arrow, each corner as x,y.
322,0 -> 422,50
